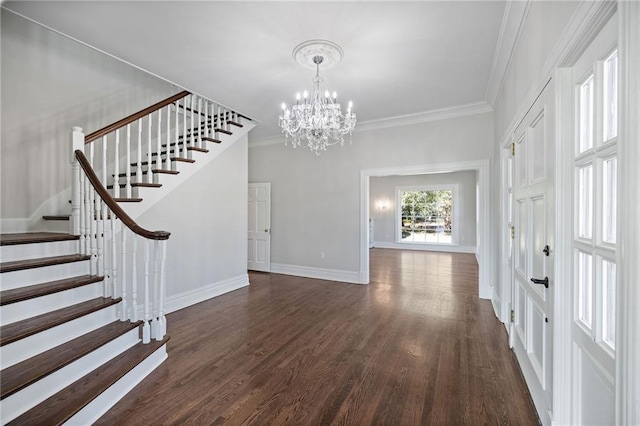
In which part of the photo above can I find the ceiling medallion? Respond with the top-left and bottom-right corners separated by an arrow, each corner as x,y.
279,40 -> 356,155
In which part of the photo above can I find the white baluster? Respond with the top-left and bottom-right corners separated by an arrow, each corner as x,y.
70,127 -> 84,236
147,114 -> 153,184
197,97 -> 202,150
152,240 -> 161,339
102,135 -> 107,188
175,100 -> 181,157
89,186 -> 97,274
120,229 -> 128,321
102,202 -> 111,297
157,239 -> 167,339
182,97 -> 187,154
78,173 -> 86,254
136,119 -> 143,184
89,140 -> 94,169
190,95 -> 195,148
111,217 -> 118,300
131,235 -> 138,322
113,129 -> 120,198
166,105 -> 171,168
97,198 -> 106,296
157,110 -> 162,172
142,239 -> 151,343
125,124 -> 132,198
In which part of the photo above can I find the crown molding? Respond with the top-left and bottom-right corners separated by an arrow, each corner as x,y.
485,0 -> 531,107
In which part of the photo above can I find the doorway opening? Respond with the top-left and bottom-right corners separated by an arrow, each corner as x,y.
359,160 -> 491,299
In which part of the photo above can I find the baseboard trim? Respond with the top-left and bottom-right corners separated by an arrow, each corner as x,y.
270,263 -> 363,285
373,242 -> 476,254
165,274 -> 249,314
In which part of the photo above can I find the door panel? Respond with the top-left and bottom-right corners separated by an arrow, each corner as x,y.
511,80 -> 555,425
248,183 -> 271,272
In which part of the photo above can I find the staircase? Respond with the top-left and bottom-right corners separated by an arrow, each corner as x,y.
0,91 -> 252,424
0,232 -> 169,424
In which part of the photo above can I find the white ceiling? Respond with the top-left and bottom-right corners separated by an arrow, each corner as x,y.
4,1 -> 508,141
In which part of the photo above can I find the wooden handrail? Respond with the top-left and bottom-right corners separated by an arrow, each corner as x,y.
84,91 -> 190,144
75,150 -> 170,240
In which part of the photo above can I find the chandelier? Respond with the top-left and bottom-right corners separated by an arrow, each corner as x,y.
279,40 -> 357,155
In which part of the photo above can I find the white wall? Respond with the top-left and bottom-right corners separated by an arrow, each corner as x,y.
369,171 -> 477,249
0,10 -> 179,223
137,137 -> 249,310
248,111 -> 493,278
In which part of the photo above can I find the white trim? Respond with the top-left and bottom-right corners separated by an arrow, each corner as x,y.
164,274 -> 249,314
617,2 -> 640,423
486,0 -> 531,106
373,241 -> 476,254
553,67 -> 575,426
270,263 -> 362,285
0,188 -> 72,233
361,159 -> 492,298
248,102 -> 493,147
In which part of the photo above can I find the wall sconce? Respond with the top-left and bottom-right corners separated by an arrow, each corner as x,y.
376,199 -> 390,210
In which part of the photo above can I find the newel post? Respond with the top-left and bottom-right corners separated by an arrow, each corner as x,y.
70,127 -> 84,236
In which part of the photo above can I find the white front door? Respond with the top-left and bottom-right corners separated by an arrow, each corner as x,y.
248,182 -> 271,272
511,80 -> 555,425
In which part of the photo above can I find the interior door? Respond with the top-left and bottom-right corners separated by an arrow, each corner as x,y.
511,81 -> 555,425
248,182 -> 271,272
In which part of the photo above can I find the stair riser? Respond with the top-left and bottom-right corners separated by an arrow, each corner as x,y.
1,304 -> 118,370
0,240 -> 78,263
0,328 -> 140,424
1,282 -> 104,325
67,343 -> 168,425
1,260 -> 90,290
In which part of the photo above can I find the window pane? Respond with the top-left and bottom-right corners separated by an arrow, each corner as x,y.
578,165 -> 593,239
603,157 -> 617,243
603,51 -> 618,141
577,251 -> 593,328
400,190 -> 452,244
602,259 -> 616,349
579,76 -> 594,153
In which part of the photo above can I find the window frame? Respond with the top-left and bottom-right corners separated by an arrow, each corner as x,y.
395,184 -> 459,246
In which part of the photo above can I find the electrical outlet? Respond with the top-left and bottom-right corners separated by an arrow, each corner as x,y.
320,252 -> 325,259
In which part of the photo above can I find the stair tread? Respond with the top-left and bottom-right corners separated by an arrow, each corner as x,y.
107,182 -> 162,189
0,254 -> 90,274
227,120 -> 243,128
0,320 -> 142,400
214,128 -> 233,135
172,157 -> 195,163
0,233 -> 77,246
113,198 -> 143,203
187,146 -> 209,153
152,169 -> 180,175
0,274 -> 104,306
7,336 -> 169,426
42,215 -> 71,221
0,297 -> 122,347
202,137 -> 222,144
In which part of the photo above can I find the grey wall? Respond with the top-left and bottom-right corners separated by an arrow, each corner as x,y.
249,111 -> 493,275
138,137 -> 249,301
1,10 -> 179,221
369,171 -> 477,248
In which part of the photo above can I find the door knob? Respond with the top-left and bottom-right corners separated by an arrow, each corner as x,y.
264,229 -> 269,233
543,245 -> 550,256
530,277 -> 549,288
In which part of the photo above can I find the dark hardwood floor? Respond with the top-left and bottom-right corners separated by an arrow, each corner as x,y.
97,249 -> 539,425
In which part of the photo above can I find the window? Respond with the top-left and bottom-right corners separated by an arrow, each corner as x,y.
573,48 -> 618,351
397,186 -> 457,244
